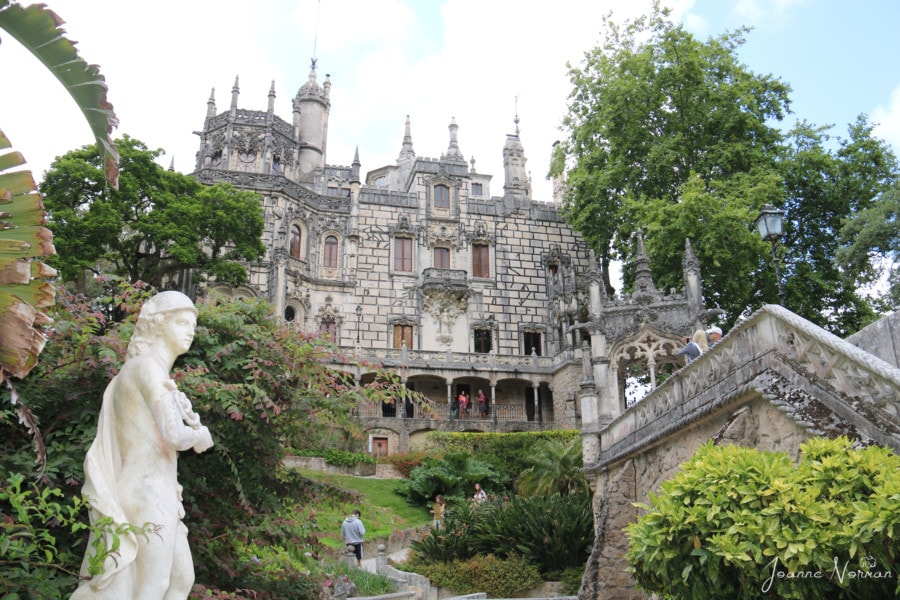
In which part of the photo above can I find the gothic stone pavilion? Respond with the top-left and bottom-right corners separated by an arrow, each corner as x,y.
191,65 -> 715,454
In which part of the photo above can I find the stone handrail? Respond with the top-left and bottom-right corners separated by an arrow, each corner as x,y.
595,304 -> 900,467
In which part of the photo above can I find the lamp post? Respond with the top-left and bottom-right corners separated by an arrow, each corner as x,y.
355,304 -> 362,344
755,204 -> 785,305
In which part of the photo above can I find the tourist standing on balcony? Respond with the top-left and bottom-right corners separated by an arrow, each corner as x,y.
459,391 -> 469,418
476,389 -> 487,417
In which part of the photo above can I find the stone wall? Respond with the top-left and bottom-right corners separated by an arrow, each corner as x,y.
846,310 -> 900,368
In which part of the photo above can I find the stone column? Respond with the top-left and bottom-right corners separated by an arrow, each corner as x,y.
491,382 -> 497,425
447,382 -> 453,420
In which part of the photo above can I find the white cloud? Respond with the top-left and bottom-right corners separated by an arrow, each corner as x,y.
872,85 -> 900,155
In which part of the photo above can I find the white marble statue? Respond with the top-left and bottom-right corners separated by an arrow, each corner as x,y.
71,291 -> 214,600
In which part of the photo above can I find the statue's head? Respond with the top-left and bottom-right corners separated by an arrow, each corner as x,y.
138,291 -> 198,322
126,291 -> 198,359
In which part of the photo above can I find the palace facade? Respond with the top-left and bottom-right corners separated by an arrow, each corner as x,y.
191,64 -> 709,454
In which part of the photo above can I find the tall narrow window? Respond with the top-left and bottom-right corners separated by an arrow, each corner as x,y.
472,243 -> 490,278
290,225 -> 302,259
433,247 -> 450,269
393,324 -> 413,349
319,316 -> 336,341
434,184 -> 450,209
323,235 -> 338,268
394,237 -> 413,271
524,331 -> 542,356
474,328 -> 492,353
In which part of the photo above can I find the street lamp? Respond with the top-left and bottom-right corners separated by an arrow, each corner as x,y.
755,204 -> 785,304
355,305 -> 362,344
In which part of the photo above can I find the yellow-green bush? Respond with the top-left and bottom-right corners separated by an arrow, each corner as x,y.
415,553 -> 542,598
627,437 -> 900,599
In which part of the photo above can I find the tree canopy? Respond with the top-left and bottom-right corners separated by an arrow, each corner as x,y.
556,3 -> 898,335
40,135 -> 266,293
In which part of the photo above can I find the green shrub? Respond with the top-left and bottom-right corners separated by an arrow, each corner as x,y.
399,453 -> 508,505
326,562 -> 395,596
380,450 -> 431,477
415,553 -> 542,598
626,438 -> 900,600
426,430 -> 580,488
555,565 -> 586,595
410,494 -> 593,577
293,448 -> 377,468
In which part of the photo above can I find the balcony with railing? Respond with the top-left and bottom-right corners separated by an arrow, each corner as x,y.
421,268 -> 469,297
357,401 -> 554,426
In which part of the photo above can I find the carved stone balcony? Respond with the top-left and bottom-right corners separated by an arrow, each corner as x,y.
421,268 -> 469,299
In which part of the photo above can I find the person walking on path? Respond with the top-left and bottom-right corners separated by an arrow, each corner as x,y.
341,509 -> 366,567
430,494 -> 446,529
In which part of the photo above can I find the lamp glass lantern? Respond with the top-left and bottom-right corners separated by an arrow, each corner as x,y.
755,204 -> 784,243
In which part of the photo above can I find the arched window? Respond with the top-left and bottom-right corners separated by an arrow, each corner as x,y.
323,235 -> 338,268
284,306 -> 296,322
290,225 -> 302,259
434,184 -> 450,209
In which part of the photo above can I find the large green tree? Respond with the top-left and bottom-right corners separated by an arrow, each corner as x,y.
557,4 -> 790,302
40,135 -> 266,292
557,4 -> 898,334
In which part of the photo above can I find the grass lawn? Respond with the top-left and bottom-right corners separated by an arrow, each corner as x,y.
298,469 -> 431,552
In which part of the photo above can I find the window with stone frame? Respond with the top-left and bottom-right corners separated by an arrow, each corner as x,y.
524,331 -> 542,356
433,246 -> 450,269
394,237 -> 414,272
474,328 -> 492,353
471,182 -> 483,196
434,184 -> 450,209
323,235 -> 339,268
319,316 -> 337,341
393,324 -> 413,349
472,242 -> 491,278
290,224 -> 302,259
284,305 -> 297,322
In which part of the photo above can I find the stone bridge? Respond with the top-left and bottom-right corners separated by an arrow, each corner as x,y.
579,305 -> 900,600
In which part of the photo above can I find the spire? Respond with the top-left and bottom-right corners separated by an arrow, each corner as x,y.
446,117 -> 462,158
398,115 -> 415,162
503,112 -> 529,198
206,88 -> 216,119
351,146 -> 361,183
267,80 -> 276,113
168,157 -> 175,172
632,229 -> 659,302
230,75 -> 240,111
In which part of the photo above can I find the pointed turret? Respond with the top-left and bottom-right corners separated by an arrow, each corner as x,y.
503,113 -> 529,199
351,146 -> 361,184
206,88 -> 217,120
267,80 -> 276,114
230,75 -> 240,114
446,117 -> 463,159
293,60 -> 331,182
632,229 -> 660,302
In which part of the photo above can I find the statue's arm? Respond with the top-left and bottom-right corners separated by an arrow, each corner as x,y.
148,380 -> 214,453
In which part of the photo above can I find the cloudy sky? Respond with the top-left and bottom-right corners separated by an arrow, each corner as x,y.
1,0 -> 898,201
